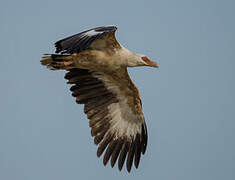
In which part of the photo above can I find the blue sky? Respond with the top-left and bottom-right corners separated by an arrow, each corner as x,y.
0,0 -> 235,179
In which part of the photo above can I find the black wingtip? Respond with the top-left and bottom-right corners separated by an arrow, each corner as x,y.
141,123 -> 148,154
54,25 -> 118,54
134,134 -> 141,168
118,142 -> 129,171
95,25 -> 117,32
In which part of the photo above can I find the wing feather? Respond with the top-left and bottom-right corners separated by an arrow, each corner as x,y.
97,132 -> 114,157
126,140 -> 135,172
55,26 -> 120,54
118,142 -> 129,171
103,140 -> 118,166
111,140 -> 123,167
134,134 -> 141,168
64,68 -> 147,172
94,130 -> 106,145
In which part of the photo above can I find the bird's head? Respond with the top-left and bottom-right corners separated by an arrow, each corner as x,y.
125,51 -> 159,68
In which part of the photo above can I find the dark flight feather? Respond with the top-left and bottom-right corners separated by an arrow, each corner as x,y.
134,134 -> 141,168
111,140 -> 123,167
126,140 -> 135,172
55,26 -> 117,54
64,68 -> 147,172
103,140 -> 118,166
118,142 -> 129,171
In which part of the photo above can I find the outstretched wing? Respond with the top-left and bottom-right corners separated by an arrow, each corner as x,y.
64,68 -> 147,172
55,25 -> 121,54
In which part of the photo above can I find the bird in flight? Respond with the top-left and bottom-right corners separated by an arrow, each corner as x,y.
41,25 -> 158,172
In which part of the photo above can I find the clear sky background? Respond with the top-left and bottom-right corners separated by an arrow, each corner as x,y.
0,0 -> 235,179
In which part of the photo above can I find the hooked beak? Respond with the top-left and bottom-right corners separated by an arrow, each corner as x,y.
149,61 -> 159,68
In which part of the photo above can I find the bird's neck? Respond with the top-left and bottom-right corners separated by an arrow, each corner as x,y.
120,46 -> 141,67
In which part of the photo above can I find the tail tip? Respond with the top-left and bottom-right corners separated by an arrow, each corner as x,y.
40,54 -> 52,65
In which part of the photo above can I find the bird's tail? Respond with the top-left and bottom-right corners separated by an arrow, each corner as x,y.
40,54 -> 75,70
